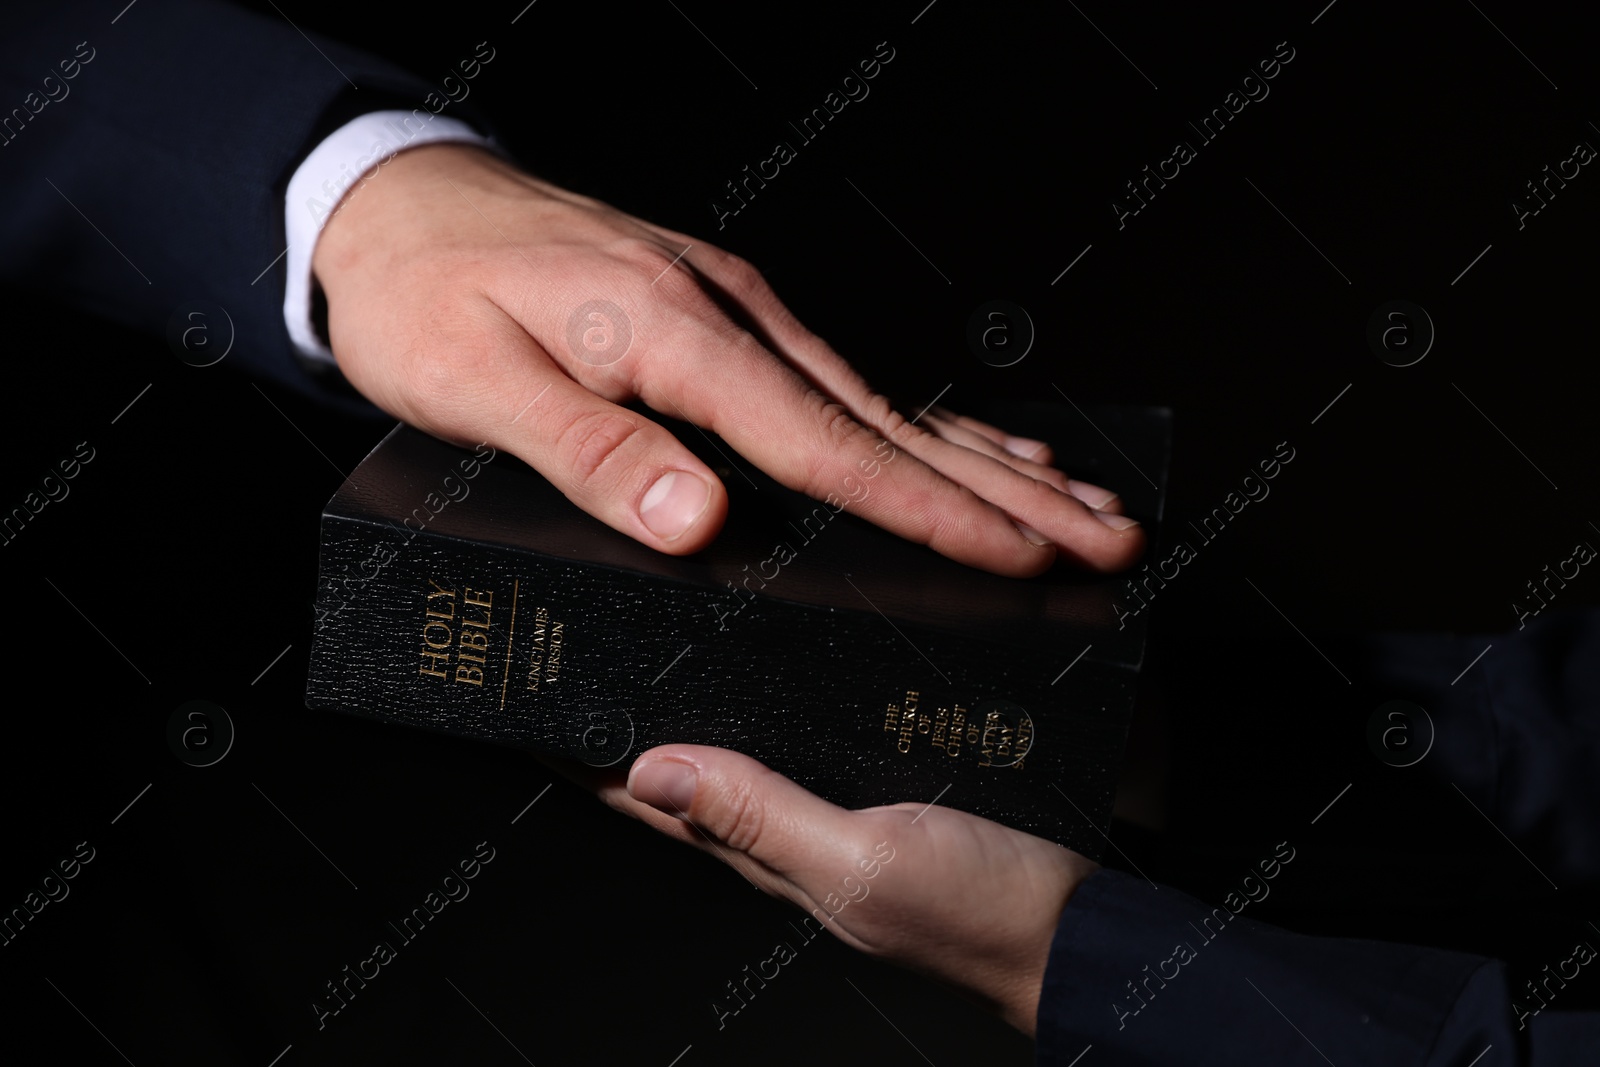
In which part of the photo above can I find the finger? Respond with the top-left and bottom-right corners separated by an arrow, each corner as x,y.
674,248 -> 1141,570
661,338 -> 1063,575
919,412 -> 1072,492
594,225 -> 1058,474
508,248 -> 1061,575
928,406 -> 1055,467
344,298 -> 731,554
883,423 -> 1142,569
920,412 -> 1125,515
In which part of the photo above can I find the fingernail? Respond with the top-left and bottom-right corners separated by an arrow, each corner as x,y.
628,758 -> 698,816
1003,435 -> 1049,460
1067,479 -> 1119,510
640,471 -> 711,542
1093,510 -> 1140,531
1015,521 -> 1052,547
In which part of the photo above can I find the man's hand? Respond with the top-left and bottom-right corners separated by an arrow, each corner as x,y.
313,144 -> 1142,577
600,745 -> 1099,1035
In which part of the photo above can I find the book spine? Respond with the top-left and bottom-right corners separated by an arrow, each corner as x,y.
306,514 -> 1127,850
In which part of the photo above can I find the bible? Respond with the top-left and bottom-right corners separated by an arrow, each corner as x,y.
304,402 -> 1170,855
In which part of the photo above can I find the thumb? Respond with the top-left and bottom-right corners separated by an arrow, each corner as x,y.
341,300 -> 731,554
625,746 -> 867,888
500,368 -> 729,552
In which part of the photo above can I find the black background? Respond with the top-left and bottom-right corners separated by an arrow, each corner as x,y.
3,1 -> 1598,1064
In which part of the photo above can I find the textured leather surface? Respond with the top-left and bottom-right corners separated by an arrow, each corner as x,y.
305,403 -> 1171,854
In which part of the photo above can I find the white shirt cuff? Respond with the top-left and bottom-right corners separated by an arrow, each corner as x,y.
283,110 -> 493,365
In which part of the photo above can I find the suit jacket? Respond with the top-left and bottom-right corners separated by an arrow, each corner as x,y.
0,0 -> 489,416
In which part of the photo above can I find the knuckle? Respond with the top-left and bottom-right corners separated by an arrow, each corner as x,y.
715,776 -> 768,854
817,396 -> 867,450
718,252 -> 765,296
718,251 -> 798,328
611,235 -> 679,274
656,269 -> 712,318
655,262 -> 715,317
853,391 -> 926,457
1018,471 -> 1068,514
559,408 -> 644,489
797,395 -> 879,498
610,236 -> 715,314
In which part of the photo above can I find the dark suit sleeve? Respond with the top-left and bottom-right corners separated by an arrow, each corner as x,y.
1035,868 -> 1598,1065
1351,607 -> 1600,888
1037,608 -> 1600,1064
0,1 -> 465,411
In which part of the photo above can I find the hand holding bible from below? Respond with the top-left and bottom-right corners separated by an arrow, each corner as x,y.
312,143 -> 1143,578
591,744 -> 1097,1037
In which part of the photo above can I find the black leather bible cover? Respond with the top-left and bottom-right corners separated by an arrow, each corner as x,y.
305,402 -> 1171,854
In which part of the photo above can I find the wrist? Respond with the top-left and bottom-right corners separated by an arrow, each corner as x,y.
313,142 -> 478,290
1002,851 -> 1099,1037
287,113 -> 492,364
